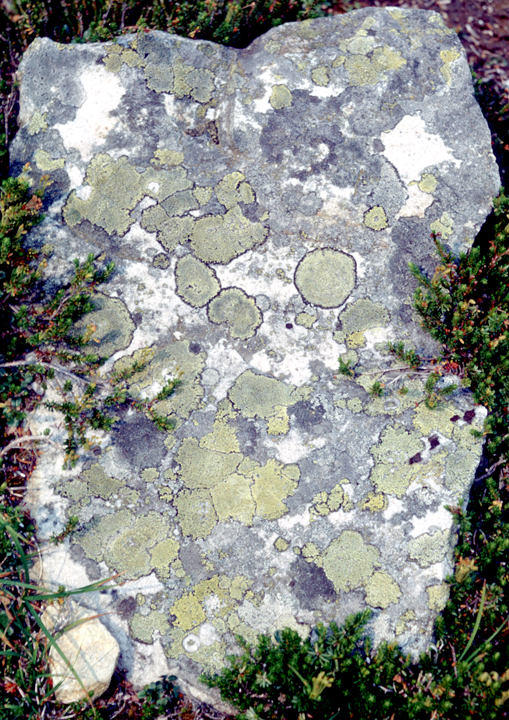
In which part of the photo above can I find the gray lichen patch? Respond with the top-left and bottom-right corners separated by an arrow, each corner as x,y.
207,288 -> 262,339
71,293 -> 134,358
175,255 -> 220,308
294,249 -> 356,308
322,531 -> 380,593
339,299 -> 389,334
191,206 -> 267,264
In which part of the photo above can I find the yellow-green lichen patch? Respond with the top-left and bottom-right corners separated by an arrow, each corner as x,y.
340,299 -> 390,334
175,254 -> 220,308
150,537 -> 179,579
102,43 -> 145,73
210,473 -> 255,525
266,405 -> 290,435
28,110 -> 48,135
170,593 -> 206,631
200,418 -> 240,454
446,448 -> 481,495
207,288 -> 262,340
311,66 -> 330,86
363,206 -> 388,231
412,402 -> 456,438
322,531 -> 380,593
270,84 -> 293,110
249,459 -> 299,521
82,463 -> 123,499
311,483 -> 344,517
364,571 -> 401,609
395,609 -> 416,636
162,190 -> 199,217
228,370 -> 310,423
427,583 -> 449,612
360,492 -> 388,512
176,437 -> 242,490
34,149 -> 65,172
175,488 -> 218,539
294,248 -> 356,309
215,172 -> 255,209
71,292 -> 134,358
430,212 -> 453,240
129,610 -> 170,644
145,166 -> 193,201
302,542 -> 321,563
346,332 -> 366,349
296,312 -> 316,329
141,208 -> 194,253
274,537 -> 290,552
191,206 -> 267,264
345,46 -> 406,86
113,341 -> 205,426
172,58 -> 215,103
418,173 -> 438,194
193,185 -> 213,205
151,149 -> 185,167
408,530 -> 451,568
346,397 -> 363,414
440,49 -> 460,86
63,154 -> 146,235
141,468 -> 158,482
370,426 -> 424,497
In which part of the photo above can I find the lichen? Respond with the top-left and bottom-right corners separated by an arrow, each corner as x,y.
430,212 -> 453,240
249,459 -> 299,521
142,208 -> 194,253
427,583 -> 449,612
311,66 -> 330,86
175,255 -> 220,308
363,206 -> 388,231
296,313 -> 317,329
408,530 -> 451,568
340,299 -> 390,334
150,538 -> 180,578
228,370 -> 310,422
162,190 -> 199,217
418,173 -> 438,194
34,149 -> 65,172
151,149 -> 185,167
82,463 -> 123,499
191,206 -> 267,264
129,610 -> 170,643
71,293 -> 135,358
364,571 -> 401,608
294,249 -> 356,308
322,531 -> 380,593
28,110 -> 48,135
369,426 -> 424,497
215,172 -> 255,209
311,483 -> 344,516
266,405 -> 290,435
210,473 -> 255,524
440,49 -> 460,86
346,331 -> 366,348
274,537 -> 290,552
175,488 -> 218,539
345,46 -> 406,86
176,437 -> 242,490
207,288 -> 262,340
360,492 -> 387,512
270,85 -> 293,110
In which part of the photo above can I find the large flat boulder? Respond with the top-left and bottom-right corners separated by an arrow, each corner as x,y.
12,7 -> 499,702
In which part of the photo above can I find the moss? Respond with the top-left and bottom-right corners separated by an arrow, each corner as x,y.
210,473 -> 255,524
129,610 -> 171,644
71,293 -> 135,358
175,254 -> 220,308
228,370 -> 310,422
27,110 -> 48,135
176,437 -> 242,490
427,583 -> 449,612
360,492 -> 388,512
296,312 -> 316,329
408,530 -> 451,568
364,571 -> 402,609
322,531 -> 380,593
191,206 -> 267,264
175,488 -> 218,539
270,84 -> 293,110
294,249 -> 356,309
34,149 -> 65,172
83,463 -> 123,499
363,206 -> 388,231
430,212 -> 454,240
207,288 -> 262,340
340,299 -> 390,334
418,173 -> 438,194
311,66 -> 330,86
150,537 -> 180,579
440,49 -> 460,86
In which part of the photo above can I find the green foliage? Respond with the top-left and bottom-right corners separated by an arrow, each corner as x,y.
137,675 -> 180,719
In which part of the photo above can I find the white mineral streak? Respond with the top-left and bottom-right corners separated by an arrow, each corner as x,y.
55,65 -> 125,161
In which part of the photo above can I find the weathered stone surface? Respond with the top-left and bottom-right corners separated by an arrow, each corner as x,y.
13,7 -> 499,702
41,599 -> 120,703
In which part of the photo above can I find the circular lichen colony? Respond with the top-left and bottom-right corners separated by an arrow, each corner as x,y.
71,293 -> 135,358
175,254 -> 220,307
294,249 -> 356,308
207,288 -> 262,339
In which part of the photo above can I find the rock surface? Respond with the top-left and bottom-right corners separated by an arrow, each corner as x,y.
12,7 -> 499,702
41,599 -> 120,703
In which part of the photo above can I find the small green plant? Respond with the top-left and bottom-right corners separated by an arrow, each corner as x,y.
137,675 -> 180,719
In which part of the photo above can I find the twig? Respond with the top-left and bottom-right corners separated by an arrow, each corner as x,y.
474,457 -> 506,483
0,435 -> 61,458
0,360 -> 96,385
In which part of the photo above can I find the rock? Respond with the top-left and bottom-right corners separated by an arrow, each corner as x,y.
41,599 -> 120,704
13,6 -> 499,704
